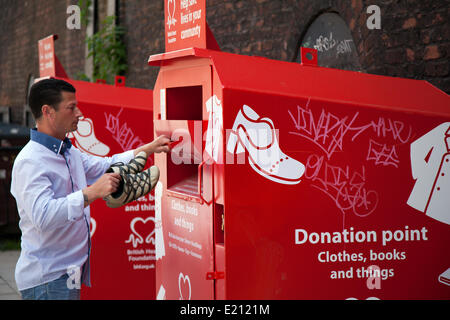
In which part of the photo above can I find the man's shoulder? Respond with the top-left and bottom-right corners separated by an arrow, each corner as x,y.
15,141 -> 50,165
15,141 -> 33,160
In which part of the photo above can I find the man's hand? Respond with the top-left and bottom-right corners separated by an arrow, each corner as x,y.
134,135 -> 171,157
82,172 -> 121,207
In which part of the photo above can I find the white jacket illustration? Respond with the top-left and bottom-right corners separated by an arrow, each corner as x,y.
407,122 -> 450,225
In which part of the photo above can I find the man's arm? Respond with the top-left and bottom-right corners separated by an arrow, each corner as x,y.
133,135 -> 171,157
11,158 -> 93,230
80,136 -> 170,208
82,172 -> 121,208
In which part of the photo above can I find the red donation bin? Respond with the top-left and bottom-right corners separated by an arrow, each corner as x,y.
149,3 -> 450,299
38,35 -> 156,299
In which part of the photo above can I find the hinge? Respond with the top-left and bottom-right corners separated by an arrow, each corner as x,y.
115,75 -> 126,87
300,47 -> 318,66
206,271 -> 224,280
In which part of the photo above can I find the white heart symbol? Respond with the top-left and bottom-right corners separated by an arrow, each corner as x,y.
125,217 -> 155,248
178,272 -> 191,300
167,0 -> 177,28
171,0 -> 176,19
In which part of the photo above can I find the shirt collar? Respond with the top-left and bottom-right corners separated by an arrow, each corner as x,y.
30,128 -> 72,155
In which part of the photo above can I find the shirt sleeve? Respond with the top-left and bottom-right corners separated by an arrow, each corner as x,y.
11,158 -> 85,232
79,149 -> 135,185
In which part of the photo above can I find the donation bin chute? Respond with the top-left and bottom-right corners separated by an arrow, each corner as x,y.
149,1 -> 450,299
37,35 -> 157,300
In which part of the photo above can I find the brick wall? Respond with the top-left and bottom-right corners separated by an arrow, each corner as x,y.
356,0 -> 449,91
0,0 -> 448,125
122,0 -> 449,94
119,0 -> 165,91
0,0 -> 86,124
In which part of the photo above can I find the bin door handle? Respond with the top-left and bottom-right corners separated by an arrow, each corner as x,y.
198,159 -> 212,205
206,271 -> 224,280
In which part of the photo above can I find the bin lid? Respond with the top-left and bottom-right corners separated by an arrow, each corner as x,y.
149,48 -> 449,117
49,77 -> 153,111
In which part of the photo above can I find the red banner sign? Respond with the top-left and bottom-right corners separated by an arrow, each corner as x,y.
38,35 -> 67,78
165,0 -> 206,52
38,35 -> 56,77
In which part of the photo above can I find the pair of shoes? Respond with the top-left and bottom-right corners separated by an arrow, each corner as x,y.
103,151 -> 160,208
227,105 -> 305,185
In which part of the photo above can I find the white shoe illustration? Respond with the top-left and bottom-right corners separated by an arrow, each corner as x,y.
69,117 -> 110,156
227,105 -> 305,185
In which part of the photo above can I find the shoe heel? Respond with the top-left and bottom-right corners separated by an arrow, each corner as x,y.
226,131 -> 245,154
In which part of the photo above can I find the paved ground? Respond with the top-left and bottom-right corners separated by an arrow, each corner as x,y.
0,250 -> 21,300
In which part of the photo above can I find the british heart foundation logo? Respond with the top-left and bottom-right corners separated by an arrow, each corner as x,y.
125,217 -> 155,248
166,0 -> 177,29
407,122 -> 450,225
178,272 -> 192,300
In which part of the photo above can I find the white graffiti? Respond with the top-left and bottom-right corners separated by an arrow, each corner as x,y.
104,108 -> 144,152
314,32 -> 337,52
337,39 -> 353,55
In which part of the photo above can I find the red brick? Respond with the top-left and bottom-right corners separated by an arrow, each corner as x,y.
425,60 -> 449,77
385,48 -> 405,64
402,17 -> 417,29
406,48 -> 415,61
424,45 -> 441,60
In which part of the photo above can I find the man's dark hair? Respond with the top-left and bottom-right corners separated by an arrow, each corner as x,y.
28,78 -> 76,120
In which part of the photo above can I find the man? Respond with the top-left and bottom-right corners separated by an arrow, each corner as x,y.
11,78 -> 170,300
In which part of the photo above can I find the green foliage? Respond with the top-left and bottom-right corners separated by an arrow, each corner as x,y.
76,1 -> 127,85
78,0 -> 92,27
86,16 -> 127,84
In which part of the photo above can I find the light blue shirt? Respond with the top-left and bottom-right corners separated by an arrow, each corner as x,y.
11,129 -> 134,291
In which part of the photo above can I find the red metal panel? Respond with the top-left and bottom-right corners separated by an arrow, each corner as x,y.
150,36 -> 450,300
74,98 -> 156,300
223,88 -> 450,299
153,64 -> 215,300
65,78 -> 153,111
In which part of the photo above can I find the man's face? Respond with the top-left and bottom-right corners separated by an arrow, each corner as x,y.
52,91 -> 82,136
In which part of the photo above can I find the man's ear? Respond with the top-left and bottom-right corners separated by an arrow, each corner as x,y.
41,104 -> 54,118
